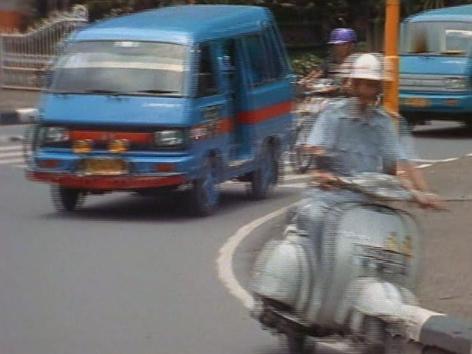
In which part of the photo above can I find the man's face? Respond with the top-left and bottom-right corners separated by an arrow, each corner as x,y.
352,79 -> 382,103
333,43 -> 353,61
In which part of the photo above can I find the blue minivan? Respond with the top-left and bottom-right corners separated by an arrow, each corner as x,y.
27,5 -> 294,216
400,4 -> 472,127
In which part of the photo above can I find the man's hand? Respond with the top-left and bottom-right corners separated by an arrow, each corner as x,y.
310,171 -> 339,189
412,191 -> 445,210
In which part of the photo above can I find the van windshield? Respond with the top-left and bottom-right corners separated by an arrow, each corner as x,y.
401,21 -> 472,56
50,41 -> 188,96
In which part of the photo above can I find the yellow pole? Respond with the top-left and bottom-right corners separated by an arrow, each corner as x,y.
383,0 -> 400,115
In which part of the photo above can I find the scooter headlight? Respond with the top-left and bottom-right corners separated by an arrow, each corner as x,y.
154,130 -> 185,147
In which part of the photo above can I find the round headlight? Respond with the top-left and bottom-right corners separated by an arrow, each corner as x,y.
154,130 -> 184,146
41,126 -> 69,144
445,77 -> 467,90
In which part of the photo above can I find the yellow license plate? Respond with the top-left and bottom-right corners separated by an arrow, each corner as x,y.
82,159 -> 128,176
405,98 -> 431,108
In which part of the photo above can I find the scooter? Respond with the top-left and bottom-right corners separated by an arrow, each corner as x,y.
250,172 -> 423,353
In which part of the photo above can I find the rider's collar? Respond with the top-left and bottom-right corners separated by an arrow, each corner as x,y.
343,98 -> 382,127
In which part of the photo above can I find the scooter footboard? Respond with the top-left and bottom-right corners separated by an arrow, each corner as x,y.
251,230 -> 317,310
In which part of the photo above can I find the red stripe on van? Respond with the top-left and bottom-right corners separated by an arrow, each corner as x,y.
218,117 -> 233,134
70,131 -> 154,144
238,101 -> 292,124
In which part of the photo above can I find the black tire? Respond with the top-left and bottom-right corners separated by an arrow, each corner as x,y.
51,185 -> 84,212
250,144 -> 277,200
463,120 -> 472,130
289,120 -> 314,174
286,333 -> 306,354
294,147 -> 313,174
362,316 -> 388,354
189,157 -> 220,216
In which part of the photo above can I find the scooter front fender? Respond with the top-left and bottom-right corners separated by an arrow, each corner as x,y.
335,277 -> 418,333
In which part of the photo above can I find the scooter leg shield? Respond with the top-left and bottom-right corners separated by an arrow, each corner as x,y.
251,234 -> 313,309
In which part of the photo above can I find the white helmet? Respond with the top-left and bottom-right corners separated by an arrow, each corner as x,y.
350,53 -> 385,81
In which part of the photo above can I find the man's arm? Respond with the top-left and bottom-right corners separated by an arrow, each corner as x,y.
398,161 -> 429,192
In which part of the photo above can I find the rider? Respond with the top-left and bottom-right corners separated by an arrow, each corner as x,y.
297,53 -> 441,248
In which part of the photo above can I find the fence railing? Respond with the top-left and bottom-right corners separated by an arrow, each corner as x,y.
0,5 -> 88,90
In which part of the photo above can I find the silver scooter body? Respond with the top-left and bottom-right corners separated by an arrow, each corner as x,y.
251,173 -> 421,338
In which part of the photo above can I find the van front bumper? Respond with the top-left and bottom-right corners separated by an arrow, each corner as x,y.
26,170 -> 187,190
400,92 -> 472,114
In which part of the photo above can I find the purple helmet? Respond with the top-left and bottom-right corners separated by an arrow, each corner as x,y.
328,28 -> 357,44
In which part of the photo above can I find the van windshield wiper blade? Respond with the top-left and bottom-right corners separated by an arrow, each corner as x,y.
82,89 -> 125,96
440,50 -> 465,55
132,89 -> 181,95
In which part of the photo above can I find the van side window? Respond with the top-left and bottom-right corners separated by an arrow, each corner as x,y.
197,45 -> 218,97
243,34 -> 270,86
263,27 -> 288,79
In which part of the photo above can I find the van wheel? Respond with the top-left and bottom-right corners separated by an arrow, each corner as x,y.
189,157 -> 220,216
51,185 -> 85,212
250,144 -> 277,200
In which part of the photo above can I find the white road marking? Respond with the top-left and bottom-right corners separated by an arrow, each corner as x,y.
418,164 -> 432,169
216,205 -> 292,310
440,157 -> 459,162
279,183 -> 306,189
0,158 -> 24,165
400,305 -> 443,342
0,145 -> 22,152
283,174 -> 311,181
0,151 -> 23,158
413,159 -> 443,163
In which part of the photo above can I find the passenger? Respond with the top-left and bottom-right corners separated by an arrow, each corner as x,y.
300,28 -> 358,96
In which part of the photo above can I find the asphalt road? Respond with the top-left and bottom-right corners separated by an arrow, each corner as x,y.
0,163 -> 304,354
0,121 -> 471,354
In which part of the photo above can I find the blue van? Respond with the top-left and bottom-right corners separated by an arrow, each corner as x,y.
27,5 -> 294,216
399,4 -> 472,127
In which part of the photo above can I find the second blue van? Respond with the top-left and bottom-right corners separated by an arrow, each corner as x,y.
400,4 -> 472,127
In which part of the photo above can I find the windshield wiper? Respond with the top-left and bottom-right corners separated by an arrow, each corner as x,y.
440,50 -> 465,55
82,89 -> 125,96
132,89 -> 180,95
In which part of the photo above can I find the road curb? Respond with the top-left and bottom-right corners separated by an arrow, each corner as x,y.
0,108 -> 37,125
419,315 -> 472,354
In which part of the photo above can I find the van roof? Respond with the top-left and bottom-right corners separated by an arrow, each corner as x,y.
406,4 -> 472,23
73,5 -> 270,44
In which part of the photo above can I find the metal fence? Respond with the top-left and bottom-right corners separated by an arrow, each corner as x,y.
0,5 -> 88,90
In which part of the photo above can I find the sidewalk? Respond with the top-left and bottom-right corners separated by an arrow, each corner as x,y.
0,89 -> 40,125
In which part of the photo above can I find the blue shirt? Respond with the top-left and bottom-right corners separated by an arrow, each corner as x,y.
306,98 -> 410,177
